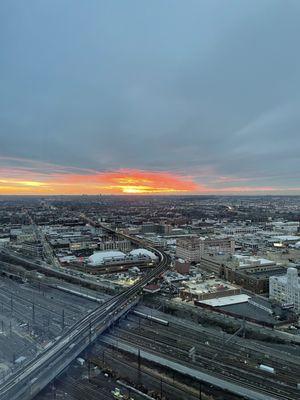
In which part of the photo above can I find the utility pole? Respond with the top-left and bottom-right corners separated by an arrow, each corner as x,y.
199,382 -> 202,400
89,321 -> 92,344
88,359 -> 91,382
242,317 -> 246,338
32,302 -> 35,324
52,380 -> 56,399
61,309 -> 65,331
137,348 -> 141,371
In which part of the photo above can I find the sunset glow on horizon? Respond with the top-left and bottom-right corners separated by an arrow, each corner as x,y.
0,165 -> 297,195
1,2 -> 300,197
0,169 -> 200,195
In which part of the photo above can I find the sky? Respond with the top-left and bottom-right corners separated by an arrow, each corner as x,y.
0,0 -> 300,195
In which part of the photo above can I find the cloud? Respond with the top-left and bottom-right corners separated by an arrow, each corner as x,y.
0,1 -> 299,193
0,162 -> 200,194
0,158 -> 298,195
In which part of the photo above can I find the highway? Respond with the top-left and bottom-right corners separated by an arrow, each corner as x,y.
0,227 -> 170,400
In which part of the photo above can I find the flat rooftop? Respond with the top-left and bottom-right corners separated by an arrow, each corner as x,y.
198,294 -> 250,307
233,254 -> 275,266
183,278 -> 238,295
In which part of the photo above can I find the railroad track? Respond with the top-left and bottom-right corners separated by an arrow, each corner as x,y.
103,332 -> 299,400
106,325 -> 300,400
91,348 -> 218,400
0,230 -> 170,400
125,316 -> 300,378
56,376 -> 113,400
130,310 -> 300,367
0,286 -> 76,320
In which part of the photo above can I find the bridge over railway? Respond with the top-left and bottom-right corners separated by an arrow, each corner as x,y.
0,223 -> 170,400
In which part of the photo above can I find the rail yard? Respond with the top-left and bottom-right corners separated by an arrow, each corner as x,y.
95,307 -> 300,400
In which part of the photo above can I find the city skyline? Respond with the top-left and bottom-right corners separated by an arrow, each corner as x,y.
1,1 -> 300,195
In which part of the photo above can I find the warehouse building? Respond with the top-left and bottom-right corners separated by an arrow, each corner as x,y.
88,250 -> 126,266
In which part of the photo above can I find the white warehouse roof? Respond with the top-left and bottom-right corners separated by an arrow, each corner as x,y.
129,248 -> 158,260
271,235 -> 299,242
88,250 -> 125,266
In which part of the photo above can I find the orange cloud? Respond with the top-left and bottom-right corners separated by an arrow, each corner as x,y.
0,169 -> 199,195
0,162 -> 299,195
51,169 -> 200,194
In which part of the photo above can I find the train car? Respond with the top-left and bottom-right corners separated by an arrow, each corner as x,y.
133,310 -> 169,326
148,315 -> 169,326
258,364 -> 275,374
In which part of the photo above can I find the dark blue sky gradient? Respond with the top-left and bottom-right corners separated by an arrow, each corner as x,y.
1,0 -> 300,192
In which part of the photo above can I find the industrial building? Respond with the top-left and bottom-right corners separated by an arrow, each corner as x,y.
269,267 -> 300,312
175,259 -> 190,274
87,248 -> 157,267
141,223 -> 172,235
176,236 -> 234,263
88,250 -> 126,266
99,239 -> 131,252
129,248 -> 157,261
179,277 -> 241,302
176,237 -> 202,262
200,254 -> 287,294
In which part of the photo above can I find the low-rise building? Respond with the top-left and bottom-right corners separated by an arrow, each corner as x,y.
99,239 -> 131,252
200,253 -> 287,294
87,248 -> 157,267
180,278 -> 241,301
175,259 -> 190,274
88,250 -> 126,266
200,254 -> 225,274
